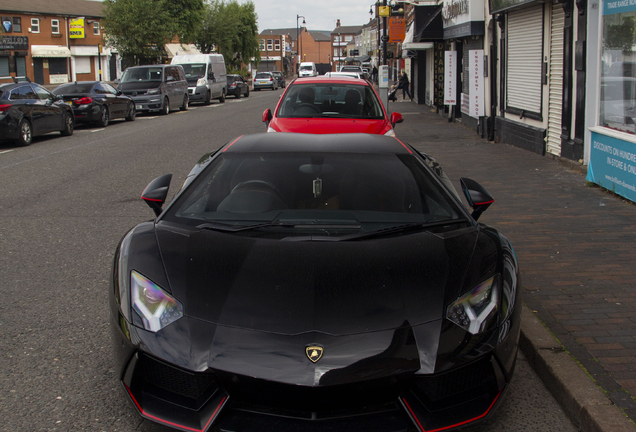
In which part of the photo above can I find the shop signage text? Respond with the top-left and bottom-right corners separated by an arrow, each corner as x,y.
470,49 -> 485,118
69,18 -> 85,39
587,132 -> 636,202
444,51 -> 457,105
0,36 -> 29,50
442,0 -> 469,22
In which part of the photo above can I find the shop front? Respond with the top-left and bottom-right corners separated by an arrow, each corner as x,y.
31,45 -> 71,85
0,36 -> 29,80
586,0 -> 636,203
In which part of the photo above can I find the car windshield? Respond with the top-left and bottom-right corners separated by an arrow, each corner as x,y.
162,152 -> 462,234
52,83 -> 94,94
121,67 -> 163,83
179,63 -> 206,78
277,83 -> 384,119
255,73 -> 271,79
300,66 -> 313,71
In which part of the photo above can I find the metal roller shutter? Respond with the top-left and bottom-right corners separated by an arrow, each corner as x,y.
546,2 -> 565,156
507,5 -> 544,115
0,57 -> 9,76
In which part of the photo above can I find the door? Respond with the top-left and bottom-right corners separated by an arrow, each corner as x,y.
32,84 -> 64,132
33,58 -> 44,85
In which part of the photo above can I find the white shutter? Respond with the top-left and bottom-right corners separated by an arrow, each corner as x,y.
546,2 -> 565,156
507,5 -> 544,114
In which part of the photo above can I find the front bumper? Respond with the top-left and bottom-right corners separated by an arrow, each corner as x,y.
187,85 -> 208,102
129,95 -> 163,112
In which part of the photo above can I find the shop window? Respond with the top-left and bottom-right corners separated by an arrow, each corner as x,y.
48,58 -> 68,75
93,21 -> 100,35
13,17 -> 21,32
51,19 -> 60,34
31,18 -> 39,33
600,6 -> 636,134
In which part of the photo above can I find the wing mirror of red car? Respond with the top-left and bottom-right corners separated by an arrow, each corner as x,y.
141,174 -> 172,217
390,112 -> 404,127
262,108 -> 273,125
460,177 -> 494,221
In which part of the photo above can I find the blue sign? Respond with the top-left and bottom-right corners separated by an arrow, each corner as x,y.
2,19 -> 11,32
603,0 -> 636,15
587,132 -> 636,202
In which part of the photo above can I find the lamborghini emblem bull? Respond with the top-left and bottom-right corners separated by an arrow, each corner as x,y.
305,345 -> 324,363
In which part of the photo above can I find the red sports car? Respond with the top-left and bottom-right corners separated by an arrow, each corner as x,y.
262,77 -> 403,136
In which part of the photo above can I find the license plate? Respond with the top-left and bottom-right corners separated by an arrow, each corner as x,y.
136,105 -> 142,110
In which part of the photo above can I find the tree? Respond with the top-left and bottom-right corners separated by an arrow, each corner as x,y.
164,0 -> 204,44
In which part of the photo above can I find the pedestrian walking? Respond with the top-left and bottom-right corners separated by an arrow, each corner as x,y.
372,66 -> 378,83
398,70 -> 412,101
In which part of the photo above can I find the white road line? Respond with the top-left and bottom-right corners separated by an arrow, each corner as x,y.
139,116 -> 159,119
0,149 -> 14,155
91,129 -> 105,133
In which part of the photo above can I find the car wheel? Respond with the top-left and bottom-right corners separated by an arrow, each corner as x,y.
236,90 -> 241,99
180,95 -> 189,111
16,119 -> 32,146
125,103 -> 136,121
219,91 -> 226,103
97,106 -> 109,127
245,88 -> 250,98
204,91 -> 211,105
161,97 -> 170,115
60,112 -> 74,136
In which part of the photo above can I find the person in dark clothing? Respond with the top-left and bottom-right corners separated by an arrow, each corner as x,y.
398,70 -> 412,101
372,66 -> 378,83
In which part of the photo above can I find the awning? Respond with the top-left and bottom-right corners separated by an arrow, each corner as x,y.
403,42 -> 434,50
31,45 -> 71,58
164,43 -> 200,58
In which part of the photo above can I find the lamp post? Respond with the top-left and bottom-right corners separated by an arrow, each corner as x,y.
296,15 -> 306,75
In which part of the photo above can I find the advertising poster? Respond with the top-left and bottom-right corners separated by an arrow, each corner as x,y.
69,18 -> 85,39
444,51 -> 457,105
389,17 -> 406,43
587,132 -> 636,202
469,49 -> 485,118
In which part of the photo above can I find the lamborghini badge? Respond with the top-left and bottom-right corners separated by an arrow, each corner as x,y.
306,345 -> 324,363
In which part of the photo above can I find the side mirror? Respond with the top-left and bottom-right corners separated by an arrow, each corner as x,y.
113,78 -> 120,84
141,174 -> 173,217
262,108 -> 273,125
459,177 -> 494,221
116,90 -> 122,96
390,112 -> 404,127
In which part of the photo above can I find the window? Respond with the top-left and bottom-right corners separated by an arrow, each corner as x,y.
75,57 -> 91,74
259,39 -> 265,51
345,35 -> 353,42
93,21 -> 100,35
274,40 -> 281,51
51,19 -> 60,34
267,39 -> 273,51
31,18 -> 39,33
13,17 -> 21,32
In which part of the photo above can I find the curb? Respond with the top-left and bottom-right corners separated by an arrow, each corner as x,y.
519,305 -> 636,432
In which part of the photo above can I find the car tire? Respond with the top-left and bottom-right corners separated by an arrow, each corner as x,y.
16,119 -> 32,146
97,106 -> 109,127
236,90 -> 241,99
60,112 -> 74,136
245,88 -> 250,98
161,97 -> 170,115
125,103 -> 136,121
180,95 -> 189,111
204,91 -> 211,105
219,91 -> 225,103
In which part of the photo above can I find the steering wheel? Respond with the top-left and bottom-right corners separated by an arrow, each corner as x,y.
293,103 -> 321,115
232,180 -> 286,202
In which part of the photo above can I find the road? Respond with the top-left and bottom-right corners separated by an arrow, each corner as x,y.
0,89 -> 575,431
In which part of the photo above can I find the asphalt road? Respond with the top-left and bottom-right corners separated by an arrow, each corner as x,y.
0,89 -> 575,431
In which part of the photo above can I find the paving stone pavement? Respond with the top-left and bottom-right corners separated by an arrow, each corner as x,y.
392,101 -> 636,423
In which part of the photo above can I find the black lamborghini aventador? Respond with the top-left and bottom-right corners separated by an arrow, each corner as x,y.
110,133 -> 521,432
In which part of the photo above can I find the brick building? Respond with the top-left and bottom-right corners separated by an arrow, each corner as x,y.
258,30 -> 292,76
0,0 -> 107,85
331,21 -> 363,71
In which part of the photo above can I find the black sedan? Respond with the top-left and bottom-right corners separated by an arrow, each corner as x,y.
53,81 -> 135,127
110,133 -> 521,432
0,79 -> 74,146
226,74 -> 250,98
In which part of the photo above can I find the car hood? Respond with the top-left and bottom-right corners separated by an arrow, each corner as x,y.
271,118 -> 391,135
155,224 -> 478,336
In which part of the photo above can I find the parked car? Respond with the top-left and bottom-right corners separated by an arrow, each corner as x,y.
271,71 -> 286,88
52,81 -> 135,127
171,54 -> 227,104
323,71 -> 362,79
254,72 -> 278,91
226,74 -> 250,98
299,61 -> 317,77
262,76 -> 404,135
116,65 -> 188,115
110,132 -> 520,432
339,65 -> 368,80
0,79 -> 74,146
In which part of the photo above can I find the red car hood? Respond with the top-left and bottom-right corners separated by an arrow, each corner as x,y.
271,118 -> 391,135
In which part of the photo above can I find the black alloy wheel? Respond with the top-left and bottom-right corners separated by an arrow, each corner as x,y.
219,91 -> 225,103
125,103 -> 136,121
60,113 -> 74,136
245,87 -> 250,97
97,106 -> 109,127
16,119 -> 32,146
204,91 -> 211,105
180,95 -> 189,111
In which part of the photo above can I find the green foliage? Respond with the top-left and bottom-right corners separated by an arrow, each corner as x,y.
604,15 -> 635,53
196,1 -> 260,69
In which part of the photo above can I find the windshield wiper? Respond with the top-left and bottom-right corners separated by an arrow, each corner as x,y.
196,221 -> 294,232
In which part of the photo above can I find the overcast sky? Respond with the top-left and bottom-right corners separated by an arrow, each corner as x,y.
237,0 -> 374,32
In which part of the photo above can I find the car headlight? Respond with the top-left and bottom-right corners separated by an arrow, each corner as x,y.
446,276 -> 498,334
197,78 -> 207,87
384,128 -> 396,137
146,89 -> 160,95
131,271 -> 183,332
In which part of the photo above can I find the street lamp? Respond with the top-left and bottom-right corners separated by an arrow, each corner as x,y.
296,15 -> 306,75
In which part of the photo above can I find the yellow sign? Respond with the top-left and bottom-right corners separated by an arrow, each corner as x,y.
378,6 -> 390,17
69,18 -> 85,39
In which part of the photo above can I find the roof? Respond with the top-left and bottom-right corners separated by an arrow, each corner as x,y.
309,31 -> 332,42
260,28 -> 297,40
332,25 -> 363,35
224,133 -> 409,154
0,0 -> 104,17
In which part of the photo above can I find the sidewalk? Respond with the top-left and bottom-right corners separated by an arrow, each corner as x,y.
392,101 -> 636,430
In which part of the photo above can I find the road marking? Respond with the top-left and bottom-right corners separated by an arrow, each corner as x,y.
91,129 -> 105,133
0,149 -> 14,155
139,116 -> 159,119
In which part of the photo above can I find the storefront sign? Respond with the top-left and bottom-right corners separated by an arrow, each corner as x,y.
442,0 -> 484,38
489,0 -> 539,14
442,0 -> 469,22
587,132 -> 636,202
2,17 -> 11,32
50,74 -> 69,84
434,43 -> 445,108
389,17 -> 406,43
444,51 -> 457,105
69,18 -> 85,39
470,49 -> 485,118
602,0 -> 636,15
0,36 -> 29,50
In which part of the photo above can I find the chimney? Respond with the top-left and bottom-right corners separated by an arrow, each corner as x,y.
336,19 -> 341,28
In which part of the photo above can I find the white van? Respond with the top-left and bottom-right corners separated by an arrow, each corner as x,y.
299,62 -> 317,77
171,54 -> 227,104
